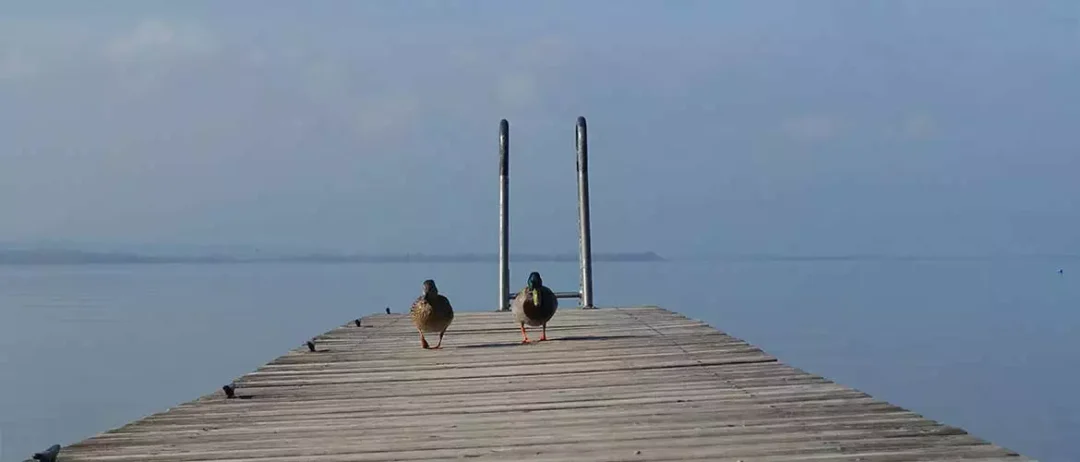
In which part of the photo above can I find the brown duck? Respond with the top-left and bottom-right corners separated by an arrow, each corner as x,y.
409,279 -> 454,349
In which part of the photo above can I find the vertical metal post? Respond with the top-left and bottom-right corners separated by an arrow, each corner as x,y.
498,119 -> 511,311
576,116 -> 595,308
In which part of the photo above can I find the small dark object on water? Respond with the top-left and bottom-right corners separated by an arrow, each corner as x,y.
386,307 -> 391,314
306,340 -> 316,352
27,444 -> 60,462
1059,269 -> 1065,275
354,319 -> 362,327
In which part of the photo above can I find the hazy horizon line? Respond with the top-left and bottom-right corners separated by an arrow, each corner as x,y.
0,248 -> 665,265
0,247 -> 1077,266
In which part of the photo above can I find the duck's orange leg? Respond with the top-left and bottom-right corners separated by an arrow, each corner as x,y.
433,330 -> 445,349
520,323 -> 531,344
538,323 -> 548,342
418,329 -> 430,349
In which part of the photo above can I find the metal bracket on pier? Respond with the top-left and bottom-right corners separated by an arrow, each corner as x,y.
497,117 -> 596,311
505,291 -> 583,301
24,444 -> 60,462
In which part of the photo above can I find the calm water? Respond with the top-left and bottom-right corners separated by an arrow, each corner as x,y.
0,261 -> 1077,461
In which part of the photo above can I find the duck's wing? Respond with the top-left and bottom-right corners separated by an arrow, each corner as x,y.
510,287 -> 531,319
510,287 -> 527,308
437,294 -> 452,307
409,295 -> 425,314
541,286 -> 559,310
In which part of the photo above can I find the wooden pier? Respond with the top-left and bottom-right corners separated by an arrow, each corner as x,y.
52,306 -> 1028,461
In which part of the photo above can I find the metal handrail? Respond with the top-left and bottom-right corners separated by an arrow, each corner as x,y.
497,117 -> 595,311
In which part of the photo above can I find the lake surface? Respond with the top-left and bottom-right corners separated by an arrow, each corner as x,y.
1,260 -> 1076,461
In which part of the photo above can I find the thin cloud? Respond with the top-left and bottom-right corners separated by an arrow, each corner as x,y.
1,3 -> 1073,257
495,73 -> 540,108
780,114 -> 843,142
352,92 -> 423,142
103,19 -> 218,63
0,48 -> 37,81
901,113 -> 938,140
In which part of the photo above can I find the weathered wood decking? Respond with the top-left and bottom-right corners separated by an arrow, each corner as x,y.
58,307 -> 1029,461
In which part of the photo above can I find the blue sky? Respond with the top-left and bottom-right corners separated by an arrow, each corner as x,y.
1,1 -> 1077,256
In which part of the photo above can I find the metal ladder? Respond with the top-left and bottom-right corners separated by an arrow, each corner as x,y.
497,117 -> 595,311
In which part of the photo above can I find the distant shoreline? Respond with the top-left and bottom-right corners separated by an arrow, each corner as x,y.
0,249 -> 666,265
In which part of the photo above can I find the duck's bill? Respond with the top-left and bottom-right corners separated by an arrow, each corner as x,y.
532,290 -> 540,305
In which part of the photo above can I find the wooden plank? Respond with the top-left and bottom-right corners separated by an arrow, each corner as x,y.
53,306 -> 1030,461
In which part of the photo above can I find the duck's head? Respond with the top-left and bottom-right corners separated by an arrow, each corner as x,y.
526,272 -> 543,305
421,279 -> 438,297
526,272 -> 543,289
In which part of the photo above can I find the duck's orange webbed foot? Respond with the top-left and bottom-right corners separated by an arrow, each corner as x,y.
432,331 -> 445,349
520,324 -> 531,344
419,330 -> 430,349
538,324 -> 548,342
